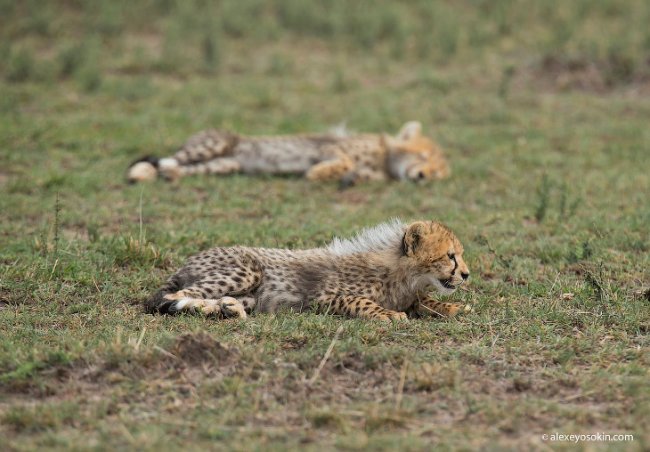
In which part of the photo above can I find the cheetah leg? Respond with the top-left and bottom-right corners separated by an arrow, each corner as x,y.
162,292 -> 249,319
173,130 -> 236,165
158,129 -> 238,181
161,279 -> 256,314
149,258 -> 262,316
339,167 -> 387,188
417,299 -> 472,317
319,295 -> 407,322
305,154 -> 356,182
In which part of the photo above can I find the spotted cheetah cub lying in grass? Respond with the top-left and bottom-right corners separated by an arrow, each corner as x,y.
145,220 -> 470,321
128,121 -> 449,186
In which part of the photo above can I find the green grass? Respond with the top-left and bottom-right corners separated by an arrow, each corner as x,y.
1,1 -> 649,450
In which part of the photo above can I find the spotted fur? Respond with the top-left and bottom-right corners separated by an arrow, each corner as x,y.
127,122 -> 450,186
144,220 -> 470,322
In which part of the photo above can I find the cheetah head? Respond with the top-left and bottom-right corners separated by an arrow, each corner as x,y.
384,121 -> 450,182
401,221 -> 469,295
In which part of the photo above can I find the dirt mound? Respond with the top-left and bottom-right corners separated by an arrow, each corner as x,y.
514,55 -> 650,94
538,56 -> 613,92
170,332 -> 238,366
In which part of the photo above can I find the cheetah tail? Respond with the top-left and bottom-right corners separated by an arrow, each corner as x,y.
143,276 -> 181,314
144,269 -> 199,315
143,288 -> 176,314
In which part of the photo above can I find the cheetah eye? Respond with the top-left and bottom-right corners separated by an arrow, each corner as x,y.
448,253 -> 456,261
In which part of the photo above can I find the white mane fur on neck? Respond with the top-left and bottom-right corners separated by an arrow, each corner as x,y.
326,219 -> 406,256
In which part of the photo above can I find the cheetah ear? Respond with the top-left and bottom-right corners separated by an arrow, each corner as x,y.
381,133 -> 398,149
402,222 -> 426,256
396,121 -> 422,142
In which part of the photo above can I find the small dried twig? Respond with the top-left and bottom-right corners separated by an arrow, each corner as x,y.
117,422 -> 137,444
395,359 -> 409,410
562,390 -> 595,403
308,325 -> 344,385
490,333 -> 500,348
48,258 -> 59,281
153,345 -> 179,360
135,326 -> 147,351
138,186 -> 145,244
53,191 -> 61,256
419,303 -> 445,317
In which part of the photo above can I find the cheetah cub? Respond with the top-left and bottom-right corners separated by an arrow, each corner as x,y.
127,121 -> 449,186
145,220 -> 471,321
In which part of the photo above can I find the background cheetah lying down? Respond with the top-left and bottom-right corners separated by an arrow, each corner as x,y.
128,121 -> 450,186
145,220 -> 470,321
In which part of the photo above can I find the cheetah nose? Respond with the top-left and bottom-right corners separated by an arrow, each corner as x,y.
461,272 -> 469,281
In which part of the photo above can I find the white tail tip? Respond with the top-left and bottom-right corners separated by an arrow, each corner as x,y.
127,161 -> 157,182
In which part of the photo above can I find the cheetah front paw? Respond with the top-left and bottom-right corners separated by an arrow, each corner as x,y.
377,311 -> 408,322
440,303 -> 473,317
419,301 -> 472,318
446,303 -> 462,317
447,304 -> 472,316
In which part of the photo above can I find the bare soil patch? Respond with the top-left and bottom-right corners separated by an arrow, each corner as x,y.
515,55 -> 650,93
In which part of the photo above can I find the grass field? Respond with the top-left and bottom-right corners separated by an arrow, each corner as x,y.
1,1 -> 649,450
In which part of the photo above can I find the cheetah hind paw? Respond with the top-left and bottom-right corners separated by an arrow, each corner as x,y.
216,297 -> 247,319
158,158 -> 181,182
